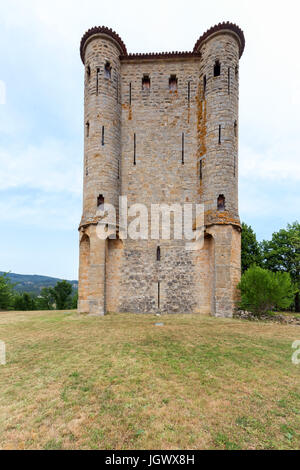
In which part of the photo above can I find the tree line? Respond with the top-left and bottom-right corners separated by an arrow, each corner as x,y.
240,221 -> 299,314
0,278 -> 78,311
0,221 -> 299,315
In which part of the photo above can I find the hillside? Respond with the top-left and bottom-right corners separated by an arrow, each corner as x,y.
0,272 -> 78,295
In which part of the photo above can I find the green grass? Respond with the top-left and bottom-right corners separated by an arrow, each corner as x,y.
0,310 -> 300,449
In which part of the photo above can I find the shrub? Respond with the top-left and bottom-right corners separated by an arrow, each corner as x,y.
0,273 -> 14,310
52,280 -> 73,310
71,291 -> 78,309
238,265 -> 294,316
36,288 -> 55,310
241,222 -> 262,273
13,292 -> 37,311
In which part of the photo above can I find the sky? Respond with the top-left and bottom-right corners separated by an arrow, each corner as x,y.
0,0 -> 299,280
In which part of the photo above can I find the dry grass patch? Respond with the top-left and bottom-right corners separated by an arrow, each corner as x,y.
0,310 -> 300,449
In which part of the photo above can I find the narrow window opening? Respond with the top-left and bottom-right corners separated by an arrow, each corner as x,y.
129,83 -> 132,105
104,61 -> 112,79
234,120 -> 238,137
102,126 -> 105,146
134,133 -> 136,166
182,133 -> 185,165
200,159 -> 203,182
158,281 -> 161,309
97,194 -> 105,208
203,75 -> 207,96
86,121 -> 90,138
214,60 -> 221,77
234,155 -> 236,177
218,125 -> 221,144
86,167 -> 89,176
217,195 -> 226,211
142,75 -> 151,90
96,67 -> 100,95
169,75 -> 178,91
235,65 -> 239,77
157,246 -> 161,262
228,67 -> 231,94
188,81 -> 191,102
86,65 -> 91,80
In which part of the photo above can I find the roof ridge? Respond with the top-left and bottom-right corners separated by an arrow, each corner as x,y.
121,51 -> 201,60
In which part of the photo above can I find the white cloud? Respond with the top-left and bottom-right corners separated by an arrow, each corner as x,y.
0,140 -> 82,195
240,178 -> 300,219
0,106 -> 31,136
0,80 -> 6,105
240,140 -> 300,183
0,190 -> 81,231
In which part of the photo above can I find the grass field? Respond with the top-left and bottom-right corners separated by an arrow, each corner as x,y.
0,310 -> 300,450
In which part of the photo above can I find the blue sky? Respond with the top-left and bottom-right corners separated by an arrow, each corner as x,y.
0,0 -> 299,279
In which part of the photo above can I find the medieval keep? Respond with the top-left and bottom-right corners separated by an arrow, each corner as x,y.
78,22 -> 245,317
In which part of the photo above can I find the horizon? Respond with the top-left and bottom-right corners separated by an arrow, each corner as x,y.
0,271 -> 78,281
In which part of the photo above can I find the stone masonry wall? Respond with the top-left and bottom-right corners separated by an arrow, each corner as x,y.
198,33 -> 240,226
119,58 -> 203,314
78,28 -> 242,317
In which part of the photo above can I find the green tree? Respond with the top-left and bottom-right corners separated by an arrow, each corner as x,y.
36,287 -> 55,310
71,291 -> 78,309
51,280 -> 73,310
13,292 -> 36,311
241,222 -> 262,273
261,222 -> 300,312
238,265 -> 294,316
0,273 -> 13,310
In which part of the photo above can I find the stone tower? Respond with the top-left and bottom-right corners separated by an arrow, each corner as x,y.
78,22 -> 245,317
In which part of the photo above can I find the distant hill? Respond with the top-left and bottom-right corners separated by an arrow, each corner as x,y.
0,272 -> 78,295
